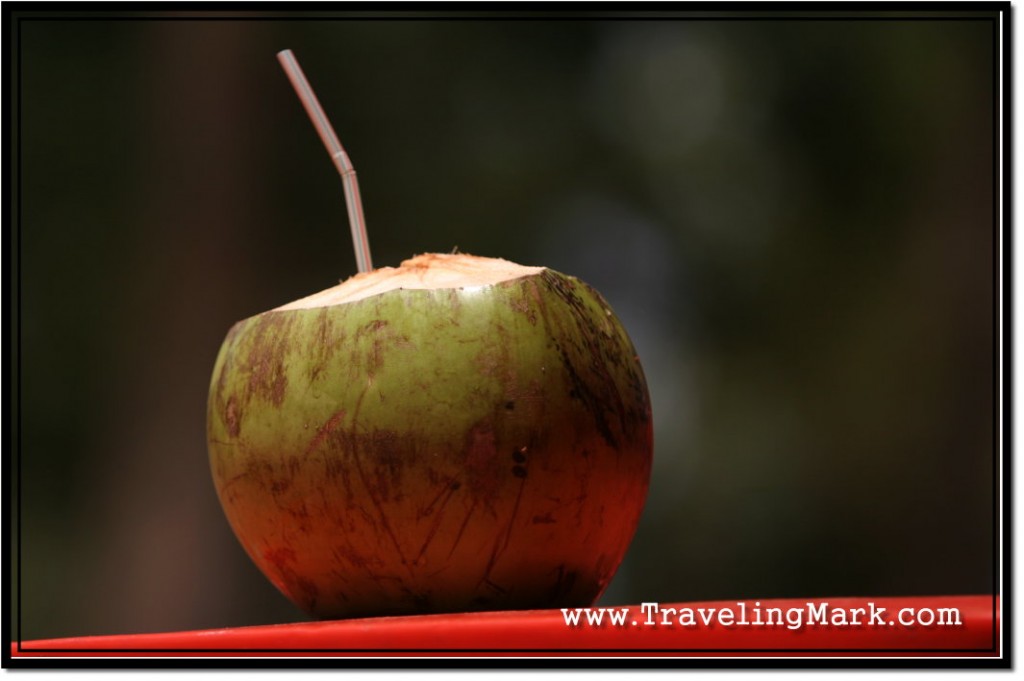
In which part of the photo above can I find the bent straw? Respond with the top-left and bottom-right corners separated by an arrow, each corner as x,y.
277,49 -> 373,274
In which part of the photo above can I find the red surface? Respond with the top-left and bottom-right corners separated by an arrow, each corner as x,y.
11,595 -> 999,658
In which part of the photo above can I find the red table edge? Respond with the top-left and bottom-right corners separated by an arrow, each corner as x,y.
10,594 -> 1001,658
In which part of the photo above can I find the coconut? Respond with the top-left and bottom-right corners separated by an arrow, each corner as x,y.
207,253 -> 653,619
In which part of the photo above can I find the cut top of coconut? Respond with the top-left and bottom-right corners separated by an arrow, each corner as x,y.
274,253 -> 546,310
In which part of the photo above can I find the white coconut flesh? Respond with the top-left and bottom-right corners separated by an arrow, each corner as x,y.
274,253 -> 546,311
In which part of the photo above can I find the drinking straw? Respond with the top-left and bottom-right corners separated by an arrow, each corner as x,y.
277,49 -> 373,273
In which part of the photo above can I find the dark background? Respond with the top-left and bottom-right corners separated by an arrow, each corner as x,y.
14,10 -> 998,640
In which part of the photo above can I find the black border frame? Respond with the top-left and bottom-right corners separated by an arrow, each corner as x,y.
3,1 -> 1011,669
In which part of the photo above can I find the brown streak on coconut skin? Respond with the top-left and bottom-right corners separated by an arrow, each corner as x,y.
418,477 -> 462,520
214,321 -> 245,400
447,498 -> 478,560
224,396 -> 241,438
308,309 -> 346,383
413,480 -> 461,566
536,271 -> 652,452
354,318 -> 388,379
305,408 -> 347,455
463,419 -> 500,505
244,312 -> 294,407
577,279 -> 652,429
476,447 -> 529,593
347,384 -> 413,575
547,564 -> 580,603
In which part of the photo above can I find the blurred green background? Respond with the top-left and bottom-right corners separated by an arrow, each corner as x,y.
14,11 -> 998,639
